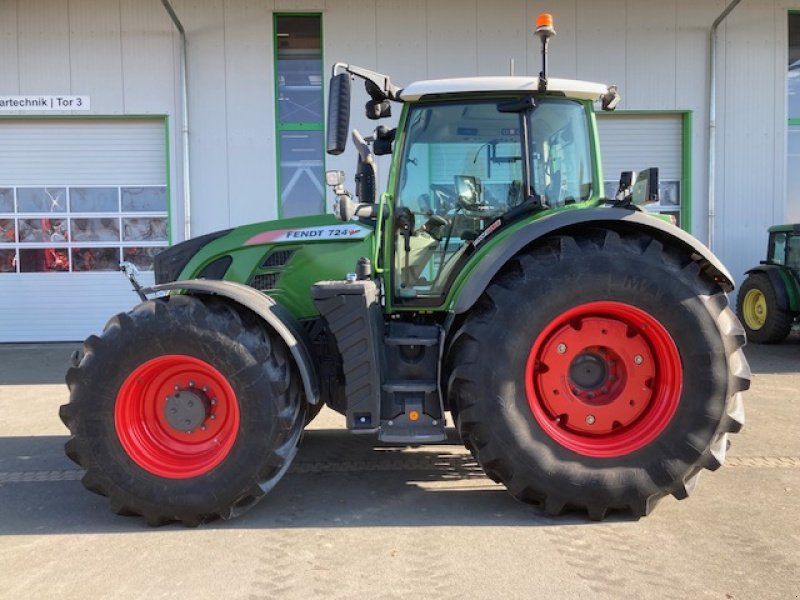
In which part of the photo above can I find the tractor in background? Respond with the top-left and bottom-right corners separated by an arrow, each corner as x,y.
737,224 -> 800,343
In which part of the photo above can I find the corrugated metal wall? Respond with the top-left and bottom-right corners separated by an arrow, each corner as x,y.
0,0 -> 795,292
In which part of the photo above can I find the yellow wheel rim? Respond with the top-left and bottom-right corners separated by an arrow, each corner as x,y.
743,289 -> 767,330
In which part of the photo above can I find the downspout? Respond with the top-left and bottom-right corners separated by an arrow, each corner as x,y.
161,0 -> 192,240
708,0 -> 743,250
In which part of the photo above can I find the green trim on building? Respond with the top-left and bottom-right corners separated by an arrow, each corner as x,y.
163,115 -> 173,246
681,112 -> 692,232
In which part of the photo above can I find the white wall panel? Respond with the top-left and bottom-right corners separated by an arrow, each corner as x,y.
223,0 -> 277,226
575,0 -> 626,106
175,0 -> 230,236
675,0 -> 721,243
427,0 -> 478,78
376,0 -> 427,85
625,1 -> 676,108
477,0 -> 527,77
17,1 -> 71,95
717,2 -> 783,286
119,0 -> 177,114
0,2 -> 19,94
67,0 -> 125,114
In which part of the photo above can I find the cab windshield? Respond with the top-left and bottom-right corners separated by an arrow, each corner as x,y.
393,97 -> 593,300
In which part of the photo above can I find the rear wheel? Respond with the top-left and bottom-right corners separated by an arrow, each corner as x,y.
446,228 -> 749,519
60,295 -> 305,526
736,273 -> 792,343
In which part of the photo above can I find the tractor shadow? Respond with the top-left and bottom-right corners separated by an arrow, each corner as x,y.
0,430 -> 637,534
743,331 -> 800,375
0,342 -> 78,385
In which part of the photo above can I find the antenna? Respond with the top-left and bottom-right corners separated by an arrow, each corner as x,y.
534,13 -> 556,92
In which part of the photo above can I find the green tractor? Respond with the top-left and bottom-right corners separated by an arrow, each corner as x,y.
60,16 -> 749,525
737,224 -> 800,343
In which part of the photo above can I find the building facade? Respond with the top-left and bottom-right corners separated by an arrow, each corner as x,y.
0,0 -> 798,341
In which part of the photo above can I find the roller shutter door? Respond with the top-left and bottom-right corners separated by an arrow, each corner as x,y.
0,119 -> 168,342
596,113 -> 684,226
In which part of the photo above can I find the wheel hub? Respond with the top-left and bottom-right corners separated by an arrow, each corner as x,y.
115,355 -> 240,479
568,352 -> 608,390
164,388 -> 209,433
525,301 -> 683,458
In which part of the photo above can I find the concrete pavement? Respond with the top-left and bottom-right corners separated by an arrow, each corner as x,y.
0,338 -> 799,599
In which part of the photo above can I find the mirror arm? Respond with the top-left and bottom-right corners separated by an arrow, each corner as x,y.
332,63 -> 402,101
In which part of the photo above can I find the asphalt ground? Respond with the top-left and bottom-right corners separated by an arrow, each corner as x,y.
1,336 -> 799,600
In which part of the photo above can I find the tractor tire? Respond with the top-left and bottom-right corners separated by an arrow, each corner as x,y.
59,294 -> 305,526
445,227 -> 749,520
303,400 -> 324,426
736,273 -> 792,344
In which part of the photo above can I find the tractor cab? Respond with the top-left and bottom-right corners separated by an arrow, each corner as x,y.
323,65 -> 637,308
766,224 -> 800,279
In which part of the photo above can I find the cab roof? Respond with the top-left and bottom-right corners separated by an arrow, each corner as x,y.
399,76 -> 609,102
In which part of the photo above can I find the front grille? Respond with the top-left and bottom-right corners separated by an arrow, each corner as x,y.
250,272 -> 281,291
261,249 -> 296,269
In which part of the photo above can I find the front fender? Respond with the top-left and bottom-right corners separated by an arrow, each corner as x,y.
452,207 -> 735,314
143,279 -> 320,405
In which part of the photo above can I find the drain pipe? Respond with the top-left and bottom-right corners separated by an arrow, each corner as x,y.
161,0 -> 192,240
707,0 -> 743,250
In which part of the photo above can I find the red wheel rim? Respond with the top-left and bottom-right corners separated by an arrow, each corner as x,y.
525,301 -> 682,458
115,355 -> 240,478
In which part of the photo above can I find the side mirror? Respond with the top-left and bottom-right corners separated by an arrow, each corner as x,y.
631,168 -> 659,205
366,99 -> 391,120
326,73 -> 351,155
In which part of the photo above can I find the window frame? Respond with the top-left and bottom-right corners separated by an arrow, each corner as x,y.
272,12 -> 326,219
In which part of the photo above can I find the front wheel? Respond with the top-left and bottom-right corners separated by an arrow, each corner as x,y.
446,228 -> 749,519
60,295 -> 305,526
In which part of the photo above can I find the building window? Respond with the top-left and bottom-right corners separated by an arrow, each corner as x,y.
274,14 -> 325,218
788,13 -> 800,219
0,186 -> 168,274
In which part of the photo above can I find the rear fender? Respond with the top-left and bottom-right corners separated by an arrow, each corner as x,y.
453,207 -> 735,314
143,279 -> 320,405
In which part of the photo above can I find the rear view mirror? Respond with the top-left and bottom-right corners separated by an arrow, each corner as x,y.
631,168 -> 659,205
327,73 -> 351,155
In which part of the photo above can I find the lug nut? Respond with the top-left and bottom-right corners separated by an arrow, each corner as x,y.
557,343 -> 567,354
210,399 -> 217,405
586,415 -> 596,425
210,414 -> 216,420
174,384 -> 180,391
189,381 -> 195,387
202,386 -> 209,393
634,355 -> 644,365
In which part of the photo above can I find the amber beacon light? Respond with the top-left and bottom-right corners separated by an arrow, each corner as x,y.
535,12 -> 556,37
535,13 -> 557,91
